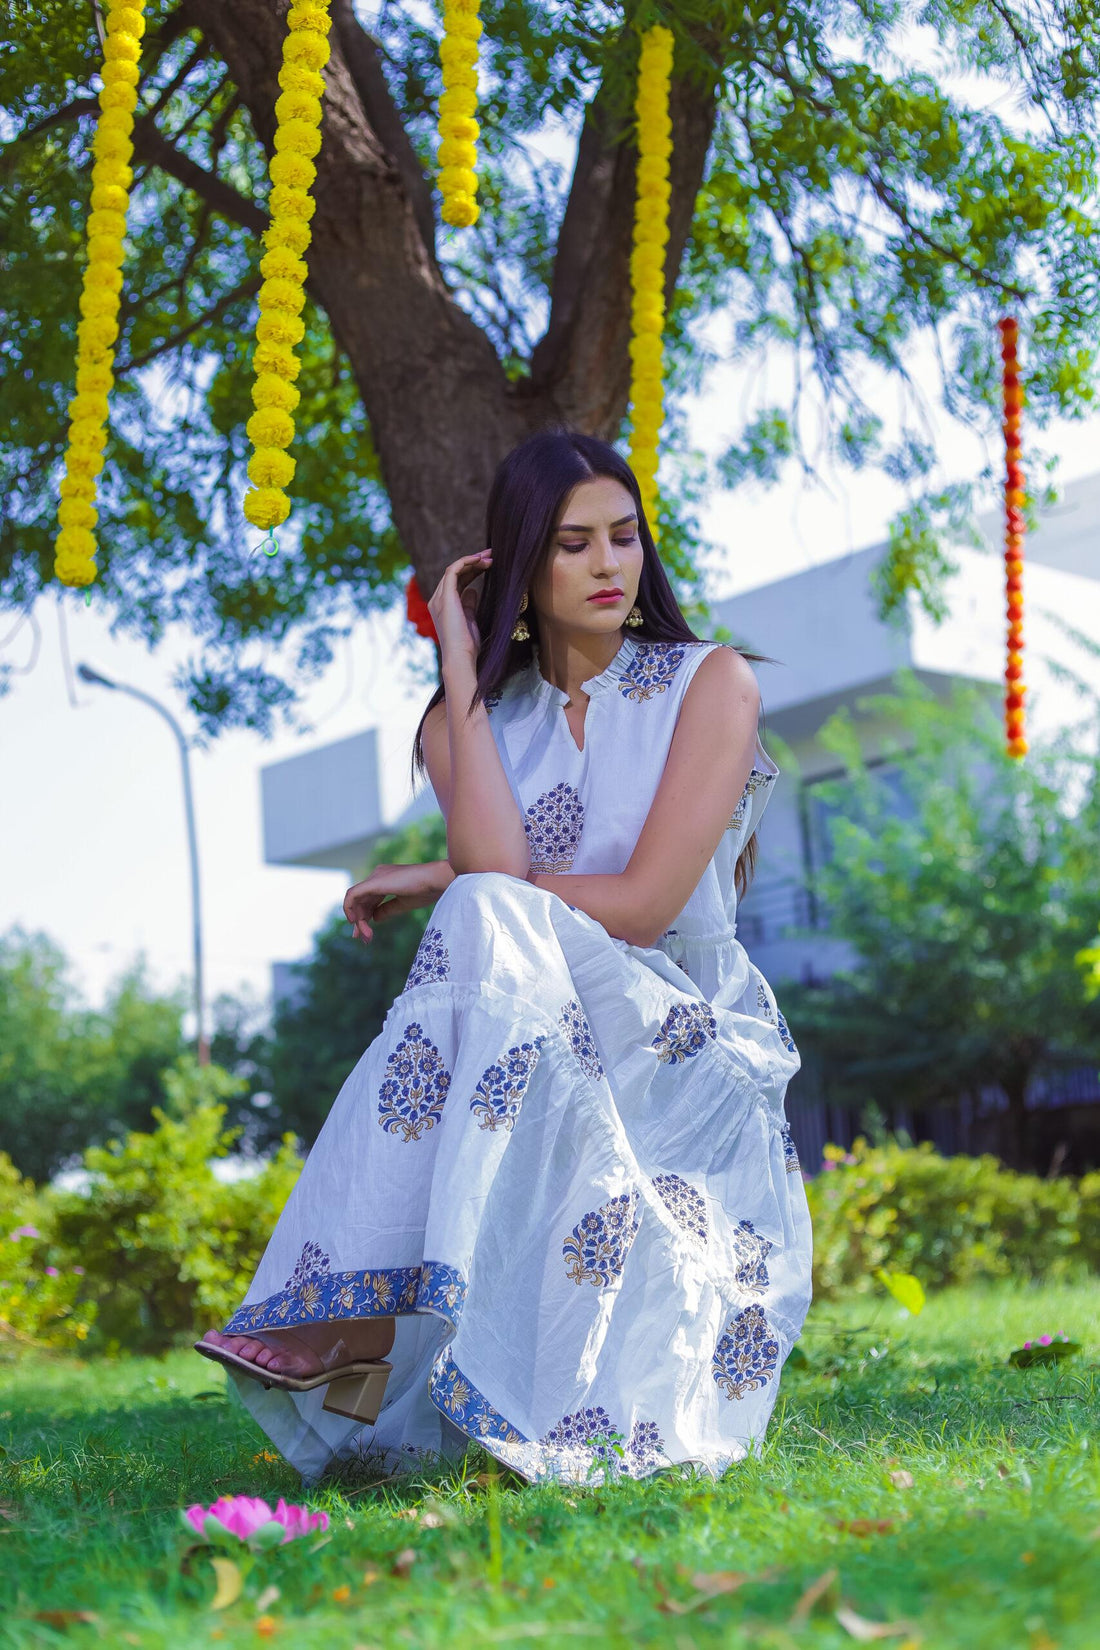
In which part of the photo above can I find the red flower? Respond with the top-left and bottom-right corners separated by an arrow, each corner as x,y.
406,573 -> 438,642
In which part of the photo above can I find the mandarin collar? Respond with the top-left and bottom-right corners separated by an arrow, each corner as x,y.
522,631 -> 641,706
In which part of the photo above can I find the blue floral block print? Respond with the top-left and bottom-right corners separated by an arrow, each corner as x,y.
653,1173 -> 708,1243
431,1348 -> 527,1444
712,1304 -> 780,1400
405,927 -> 450,990
377,1022 -> 452,1142
223,1252 -> 467,1335
781,1123 -> 800,1174
775,1008 -> 797,1055
539,1407 -> 666,1474
728,766 -> 776,832
618,642 -> 686,702
651,1001 -> 717,1064
524,782 -> 585,873
731,1219 -> 772,1296
562,1191 -> 640,1286
559,998 -> 604,1080
469,1037 -> 548,1133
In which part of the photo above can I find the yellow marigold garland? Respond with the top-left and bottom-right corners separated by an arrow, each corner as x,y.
53,0 -> 146,596
627,24 -> 674,543
243,0 -> 333,534
436,0 -> 482,228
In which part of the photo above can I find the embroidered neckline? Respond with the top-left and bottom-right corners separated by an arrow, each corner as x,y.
524,631 -> 642,706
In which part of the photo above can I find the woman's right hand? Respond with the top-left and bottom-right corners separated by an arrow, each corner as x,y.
427,549 -> 493,669
343,861 -> 452,943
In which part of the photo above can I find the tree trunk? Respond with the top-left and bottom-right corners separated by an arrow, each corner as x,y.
1000,1068 -> 1033,1172
186,0 -> 723,600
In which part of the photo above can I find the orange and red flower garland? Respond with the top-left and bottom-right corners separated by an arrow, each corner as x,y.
999,317 -> 1026,758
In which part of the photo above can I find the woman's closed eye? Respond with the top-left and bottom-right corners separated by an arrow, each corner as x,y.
559,535 -> 637,552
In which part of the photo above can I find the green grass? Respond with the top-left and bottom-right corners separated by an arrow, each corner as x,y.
2,1280 -> 1099,1649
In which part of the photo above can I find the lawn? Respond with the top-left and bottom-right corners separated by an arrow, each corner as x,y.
2,1279 -> 1098,1649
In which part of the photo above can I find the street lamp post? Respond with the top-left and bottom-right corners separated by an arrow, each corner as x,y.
76,663 -> 209,1066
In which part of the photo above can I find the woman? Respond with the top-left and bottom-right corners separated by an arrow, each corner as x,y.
198,427 -> 812,1486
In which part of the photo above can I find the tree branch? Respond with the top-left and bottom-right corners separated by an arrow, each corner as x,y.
130,112 -> 268,233
115,272 -> 262,374
328,0 -> 437,261
525,28 -> 723,437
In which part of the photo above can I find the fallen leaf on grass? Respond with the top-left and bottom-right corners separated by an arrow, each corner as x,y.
836,1603 -> 919,1641
209,1556 -> 244,1611
888,1470 -> 914,1490
255,1585 -> 281,1613
791,1568 -> 838,1622
831,1519 -> 896,1537
391,1547 -> 418,1578
654,1565 -> 778,1614
30,1613 -> 100,1630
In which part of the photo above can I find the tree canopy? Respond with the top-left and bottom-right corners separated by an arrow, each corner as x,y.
3,0 -> 1098,735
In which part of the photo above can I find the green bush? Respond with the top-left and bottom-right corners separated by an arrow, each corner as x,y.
0,1151 -> 96,1349
807,1136 -> 1086,1298
47,1057 -> 302,1353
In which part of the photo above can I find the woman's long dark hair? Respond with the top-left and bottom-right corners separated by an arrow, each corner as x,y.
410,425 -> 761,897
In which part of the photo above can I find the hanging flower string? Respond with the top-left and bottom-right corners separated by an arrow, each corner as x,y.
242,0 -> 333,543
999,316 -> 1027,759
53,0 -> 147,604
437,0 -> 482,227
627,24 -> 674,544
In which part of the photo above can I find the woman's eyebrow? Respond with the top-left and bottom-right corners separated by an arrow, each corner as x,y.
557,513 -> 638,531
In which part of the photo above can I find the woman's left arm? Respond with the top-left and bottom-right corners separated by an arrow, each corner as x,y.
527,648 -> 760,948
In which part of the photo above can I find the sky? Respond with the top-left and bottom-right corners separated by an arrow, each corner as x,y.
5,34 -> 1100,1037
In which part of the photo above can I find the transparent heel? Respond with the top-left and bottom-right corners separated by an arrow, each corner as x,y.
321,1361 -> 392,1423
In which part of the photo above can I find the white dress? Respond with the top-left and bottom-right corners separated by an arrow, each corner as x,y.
222,630 -> 813,1485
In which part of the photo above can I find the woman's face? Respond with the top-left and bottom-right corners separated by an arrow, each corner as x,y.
529,475 -> 645,640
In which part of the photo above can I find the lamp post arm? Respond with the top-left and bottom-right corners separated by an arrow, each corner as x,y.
110,682 -> 207,1067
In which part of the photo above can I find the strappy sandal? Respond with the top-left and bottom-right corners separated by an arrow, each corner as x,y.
194,1332 -> 392,1424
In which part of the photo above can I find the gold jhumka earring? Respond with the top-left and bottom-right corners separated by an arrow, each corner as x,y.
625,603 -> 643,627
511,591 -> 530,642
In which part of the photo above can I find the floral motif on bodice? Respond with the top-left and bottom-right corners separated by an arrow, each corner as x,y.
405,926 -> 450,990
617,641 -> 687,702
377,1020 -> 452,1142
524,782 -> 585,873
728,766 -> 776,832
653,1172 -> 708,1243
712,1304 -> 780,1400
562,1191 -> 640,1286
731,1218 -> 772,1296
469,1036 -> 547,1133
651,1000 -> 718,1064
559,998 -> 603,1080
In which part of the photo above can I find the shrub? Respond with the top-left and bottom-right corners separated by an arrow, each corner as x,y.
807,1137 -> 1085,1298
0,1151 -> 96,1349
47,1058 -> 302,1353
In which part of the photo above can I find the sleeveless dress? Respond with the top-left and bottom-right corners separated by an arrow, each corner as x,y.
220,631 -> 813,1486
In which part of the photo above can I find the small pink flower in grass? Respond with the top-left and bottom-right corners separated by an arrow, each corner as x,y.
10,1225 -> 40,1241
72,1266 -> 85,1275
45,1266 -> 59,1277
180,1495 -> 329,1552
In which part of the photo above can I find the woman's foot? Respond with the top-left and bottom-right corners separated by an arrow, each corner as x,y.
200,1317 -> 395,1378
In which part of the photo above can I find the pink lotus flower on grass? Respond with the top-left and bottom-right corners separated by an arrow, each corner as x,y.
181,1495 -> 329,1552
